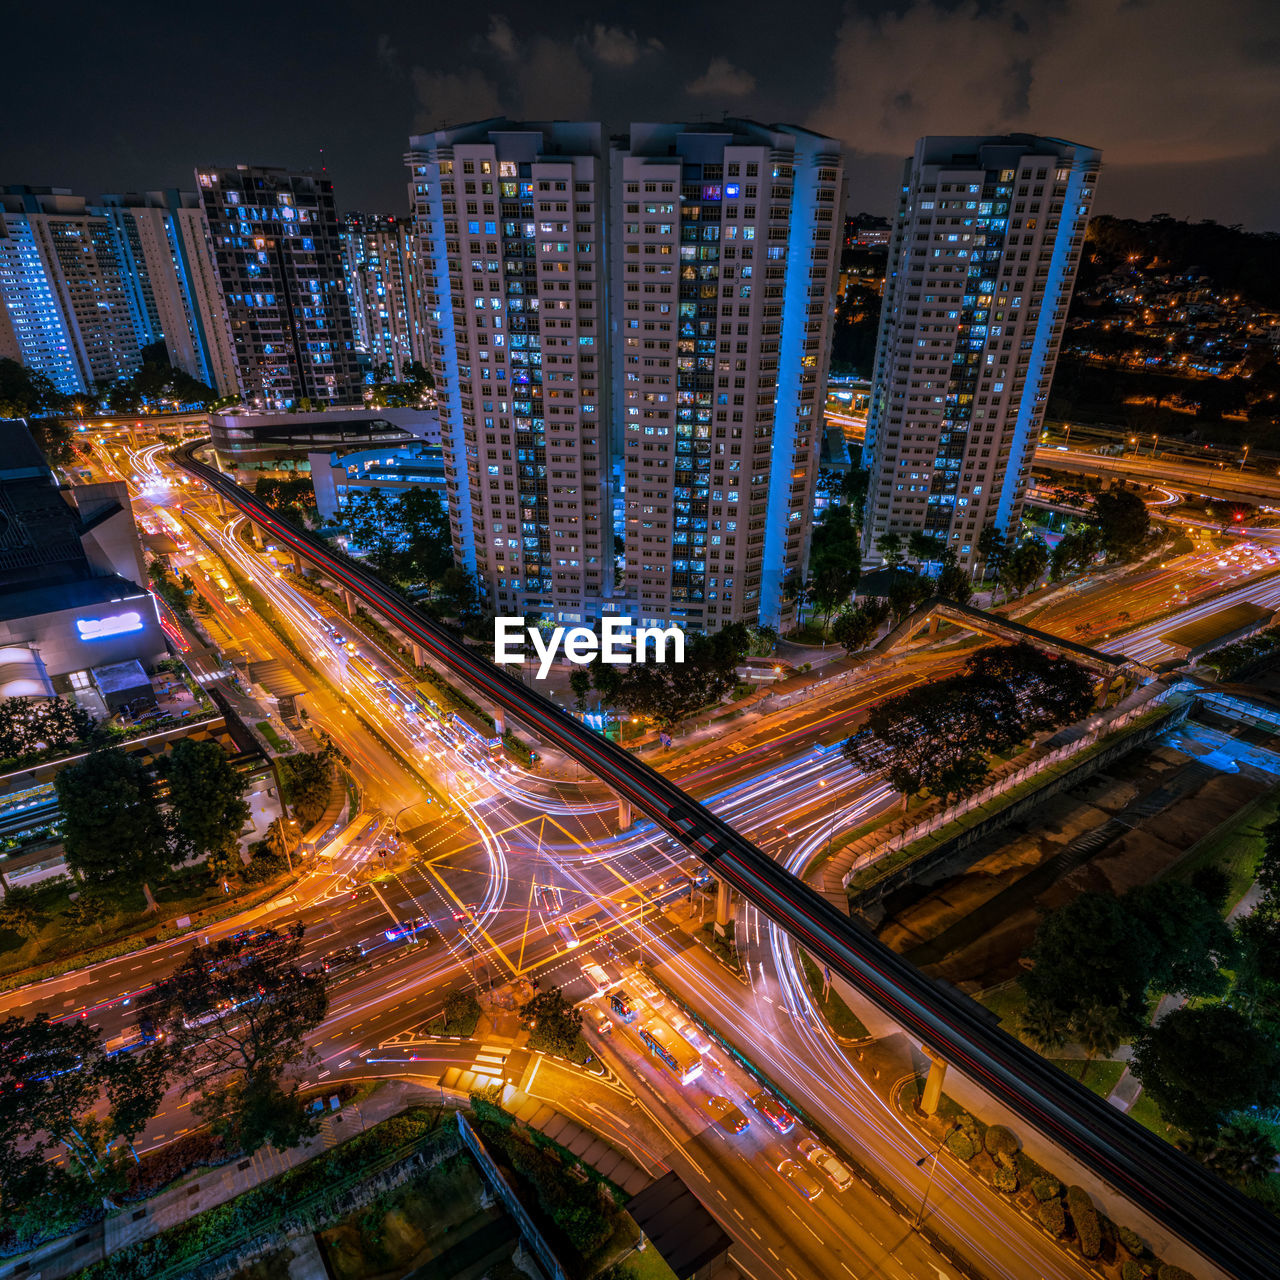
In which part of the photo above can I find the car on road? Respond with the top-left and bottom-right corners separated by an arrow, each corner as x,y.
585,1005 -> 613,1035
704,1095 -> 750,1134
557,919 -> 580,950
798,1137 -> 853,1191
537,884 -> 563,916
777,1158 -> 823,1201
582,962 -> 611,996
384,917 -> 428,942
322,944 -> 366,973
751,1090 -> 796,1134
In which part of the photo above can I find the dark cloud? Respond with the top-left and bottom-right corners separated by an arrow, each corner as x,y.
1,0 -> 1277,228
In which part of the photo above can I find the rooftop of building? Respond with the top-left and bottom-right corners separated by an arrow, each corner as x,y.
0,574 -> 150,624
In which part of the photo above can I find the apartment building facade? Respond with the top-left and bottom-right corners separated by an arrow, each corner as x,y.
407,118 -> 843,633
195,165 -> 361,409
0,187 -> 141,394
863,135 -> 1100,568
340,212 -> 427,381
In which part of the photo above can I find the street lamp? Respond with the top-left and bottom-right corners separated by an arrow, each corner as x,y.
913,1139 -> 946,1230
1240,443 -> 1251,471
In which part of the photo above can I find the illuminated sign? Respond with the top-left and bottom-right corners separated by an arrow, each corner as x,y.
76,612 -> 143,640
725,183 -> 740,198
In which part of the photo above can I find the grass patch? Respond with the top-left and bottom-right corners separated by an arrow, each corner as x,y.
1046,1058 -> 1126,1097
1165,782 -> 1280,910
797,949 -> 870,1040
1126,1090 -> 1187,1144
696,920 -> 742,973
255,720 -> 287,752
977,981 -> 1027,1030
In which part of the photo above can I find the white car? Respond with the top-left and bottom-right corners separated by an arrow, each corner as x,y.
557,919 -> 580,950
582,962 -> 611,996
798,1137 -> 854,1191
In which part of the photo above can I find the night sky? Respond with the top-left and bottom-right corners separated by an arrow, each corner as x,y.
4,0 -> 1279,229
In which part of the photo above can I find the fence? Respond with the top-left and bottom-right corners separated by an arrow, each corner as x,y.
456,1111 -> 570,1280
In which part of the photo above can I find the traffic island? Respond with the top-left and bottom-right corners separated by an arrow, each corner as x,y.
894,1075 -> 1201,1280
694,919 -> 744,975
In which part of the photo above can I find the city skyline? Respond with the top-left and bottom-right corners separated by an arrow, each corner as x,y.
3,1 -> 1279,231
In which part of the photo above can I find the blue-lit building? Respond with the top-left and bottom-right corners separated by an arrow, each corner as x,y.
195,165 -> 361,410
863,135 -> 1101,570
0,188 -> 140,394
309,442 -> 446,528
405,118 -> 845,632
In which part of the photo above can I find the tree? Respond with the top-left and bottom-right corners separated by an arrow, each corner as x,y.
393,486 -> 453,589
278,750 -> 334,829
437,566 -> 483,624
520,986 -> 583,1057
1181,1123 -> 1280,1189
1000,536 -> 1049,598
0,1013 -> 172,1211
55,747 -> 171,897
907,529 -> 944,567
1050,523 -> 1103,581
1092,488 -> 1151,560
1071,1001 -> 1124,1078
569,669 -> 592,713
832,603 -> 887,654
0,695 -> 95,762
343,487 -> 398,576
876,530 -> 904,566
1256,816 -> 1280,907
0,358 -> 71,418
0,886 -> 41,939
1130,1004 -> 1280,1134
1126,880 -> 1235,1000
933,547 -> 973,606
142,933 -> 328,1156
160,738 -> 250,881
403,359 -> 436,396
1020,892 -> 1155,1026
977,524 -> 1009,583
886,572 -> 931,620
1018,1001 -> 1069,1055
590,623 -> 751,730
808,505 -> 862,627
66,891 -> 109,935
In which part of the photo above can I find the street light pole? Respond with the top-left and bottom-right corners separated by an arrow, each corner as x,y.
913,1141 -> 945,1230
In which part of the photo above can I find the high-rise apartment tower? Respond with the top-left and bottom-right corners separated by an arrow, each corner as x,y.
406,118 -> 844,632
863,135 -> 1100,567
195,165 -> 361,409
340,213 -> 427,381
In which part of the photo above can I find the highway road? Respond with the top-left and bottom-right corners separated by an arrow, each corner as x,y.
164,439 -> 1280,1279
15,434 -> 1275,1278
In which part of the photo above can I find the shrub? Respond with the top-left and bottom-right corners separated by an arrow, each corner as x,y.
1158,1268 -> 1196,1280
1067,1185 -> 1101,1258
993,1166 -> 1018,1194
996,1150 -> 1018,1171
1118,1226 -> 1146,1257
1038,1198 -> 1067,1236
1122,1263 -> 1148,1280
946,1128 -> 975,1162
957,1111 -> 981,1136
1032,1175 -> 1061,1201
984,1124 -> 1019,1156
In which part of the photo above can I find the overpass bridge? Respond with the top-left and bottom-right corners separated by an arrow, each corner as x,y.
173,440 -> 1278,1280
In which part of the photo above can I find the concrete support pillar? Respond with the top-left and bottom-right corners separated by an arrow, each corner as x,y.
925,614 -> 941,637
714,877 -> 732,929
343,589 -> 358,618
616,795 -> 633,832
1094,679 -> 1111,709
215,492 -> 228,518
411,642 -> 427,670
921,1047 -> 948,1116
291,550 -> 305,576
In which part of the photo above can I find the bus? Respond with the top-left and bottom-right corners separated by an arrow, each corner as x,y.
347,654 -> 386,688
637,1014 -> 703,1085
213,573 -> 241,606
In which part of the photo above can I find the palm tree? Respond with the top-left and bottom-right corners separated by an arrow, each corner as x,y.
1072,1001 -> 1125,1081
1018,1001 -> 1069,1056
1182,1124 -> 1279,1188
